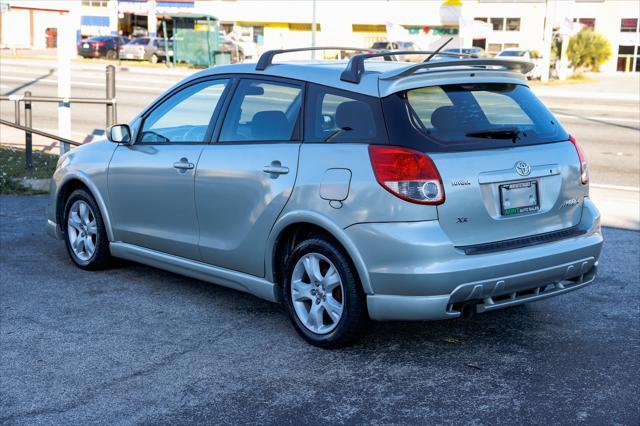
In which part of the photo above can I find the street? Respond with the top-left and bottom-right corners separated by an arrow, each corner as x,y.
0,195 -> 639,424
1,58 -> 639,190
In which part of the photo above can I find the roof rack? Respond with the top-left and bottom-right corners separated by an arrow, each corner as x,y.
255,47 -> 382,71
378,58 -> 535,81
339,51 -> 471,83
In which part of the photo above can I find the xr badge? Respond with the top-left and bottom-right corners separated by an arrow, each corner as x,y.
456,217 -> 468,223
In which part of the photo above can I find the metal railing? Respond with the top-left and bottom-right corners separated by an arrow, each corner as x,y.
0,65 -> 117,168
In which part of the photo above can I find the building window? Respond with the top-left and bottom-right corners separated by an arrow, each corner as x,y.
475,17 -> 488,23
617,45 -> 639,72
490,18 -> 504,31
506,18 -> 520,31
487,43 -> 502,55
472,38 -> 486,50
620,18 -> 638,33
573,18 -> 596,29
352,24 -> 386,33
288,23 -> 321,32
81,0 -> 108,7
487,43 -> 519,56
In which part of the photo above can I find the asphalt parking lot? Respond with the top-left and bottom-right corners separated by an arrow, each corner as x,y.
1,195 -> 639,425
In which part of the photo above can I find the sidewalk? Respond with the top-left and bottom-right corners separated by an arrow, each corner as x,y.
0,56 -> 195,77
532,73 -> 640,102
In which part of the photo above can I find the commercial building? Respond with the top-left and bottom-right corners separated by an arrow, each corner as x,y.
1,0 -> 638,72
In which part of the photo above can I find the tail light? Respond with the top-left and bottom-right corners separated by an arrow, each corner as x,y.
369,145 -> 445,205
92,42 -> 104,48
569,135 -> 589,184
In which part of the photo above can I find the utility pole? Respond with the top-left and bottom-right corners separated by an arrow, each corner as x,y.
148,0 -> 157,37
540,0 -> 555,83
311,0 -> 317,59
57,9 -> 73,154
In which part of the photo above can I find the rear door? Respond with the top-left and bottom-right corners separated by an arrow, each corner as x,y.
389,82 -> 586,246
195,77 -> 303,277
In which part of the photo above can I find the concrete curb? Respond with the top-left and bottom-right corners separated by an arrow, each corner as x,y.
13,178 -> 50,192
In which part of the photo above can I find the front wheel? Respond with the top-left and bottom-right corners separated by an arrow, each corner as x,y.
150,53 -> 158,64
63,189 -> 113,270
283,237 -> 369,348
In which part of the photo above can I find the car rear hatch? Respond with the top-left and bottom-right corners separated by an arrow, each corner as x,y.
431,142 -> 585,246
382,81 -> 588,247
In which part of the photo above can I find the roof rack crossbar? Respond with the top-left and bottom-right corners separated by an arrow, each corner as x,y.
255,47 -> 380,71
339,51 -> 472,84
378,58 -> 535,81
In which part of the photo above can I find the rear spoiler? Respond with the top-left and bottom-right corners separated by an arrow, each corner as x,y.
339,57 -> 534,84
377,58 -> 535,81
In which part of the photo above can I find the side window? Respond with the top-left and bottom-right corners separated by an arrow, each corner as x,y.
305,84 -> 386,143
139,79 -> 228,144
219,79 -> 302,142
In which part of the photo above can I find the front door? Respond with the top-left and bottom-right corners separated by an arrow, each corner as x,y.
196,78 -> 303,277
108,78 -> 230,260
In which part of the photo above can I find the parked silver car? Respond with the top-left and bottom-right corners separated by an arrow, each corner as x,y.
47,48 -> 603,347
119,37 -> 173,63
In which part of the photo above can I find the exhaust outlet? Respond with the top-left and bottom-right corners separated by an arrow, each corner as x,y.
461,303 -> 476,319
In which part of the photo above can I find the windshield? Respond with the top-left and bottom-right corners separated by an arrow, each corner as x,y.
499,50 -> 526,57
128,38 -> 149,45
372,42 -> 393,49
383,83 -> 568,152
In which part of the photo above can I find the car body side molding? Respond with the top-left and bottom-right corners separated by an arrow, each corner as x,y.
110,242 -> 278,302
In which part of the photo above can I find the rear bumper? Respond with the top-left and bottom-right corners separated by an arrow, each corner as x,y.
367,259 -> 597,321
345,198 -> 603,321
78,50 -> 102,58
119,53 -> 145,60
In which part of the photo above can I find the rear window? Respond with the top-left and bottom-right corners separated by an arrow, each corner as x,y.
128,38 -> 149,45
383,83 -> 568,152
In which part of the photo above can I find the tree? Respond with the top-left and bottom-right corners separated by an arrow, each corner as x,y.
567,29 -> 612,73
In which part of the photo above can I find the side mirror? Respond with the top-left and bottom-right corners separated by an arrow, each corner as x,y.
108,124 -> 132,144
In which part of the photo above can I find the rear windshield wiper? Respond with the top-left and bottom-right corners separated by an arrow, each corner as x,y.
466,128 -> 524,143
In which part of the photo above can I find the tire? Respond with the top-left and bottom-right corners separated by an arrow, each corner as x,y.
150,53 -> 158,64
63,189 -> 113,270
105,49 -> 117,60
283,237 -> 369,348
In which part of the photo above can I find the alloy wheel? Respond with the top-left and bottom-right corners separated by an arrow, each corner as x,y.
291,253 -> 345,334
67,200 -> 97,262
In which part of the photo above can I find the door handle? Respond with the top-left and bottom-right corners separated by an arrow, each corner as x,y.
263,162 -> 289,176
173,159 -> 194,170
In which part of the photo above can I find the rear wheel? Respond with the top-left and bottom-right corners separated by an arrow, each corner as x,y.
63,189 -> 113,270
283,237 -> 369,348
150,53 -> 159,64
105,49 -> 117,60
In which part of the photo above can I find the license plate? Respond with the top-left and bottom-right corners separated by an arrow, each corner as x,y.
500,180 -> 539,216
83,43 -> 89,48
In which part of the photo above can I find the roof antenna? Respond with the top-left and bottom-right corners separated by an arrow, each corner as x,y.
424,37 -> 454,62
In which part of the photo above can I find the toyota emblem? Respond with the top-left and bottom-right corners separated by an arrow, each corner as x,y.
515,161 -> 531,176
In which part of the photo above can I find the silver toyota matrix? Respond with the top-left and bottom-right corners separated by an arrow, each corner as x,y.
47,46 -> 603,348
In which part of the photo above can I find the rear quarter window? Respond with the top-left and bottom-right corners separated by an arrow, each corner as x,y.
304,84 -> 387,144
383,83 -> 568,152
